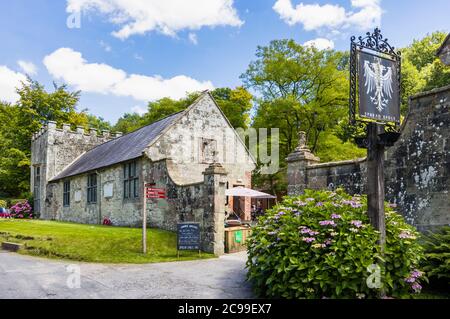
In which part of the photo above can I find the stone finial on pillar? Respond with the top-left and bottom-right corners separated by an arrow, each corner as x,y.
203,162 -> 228,256
114,132 -> 123,138
286,131 -> 320,195
102,130 -> 110,138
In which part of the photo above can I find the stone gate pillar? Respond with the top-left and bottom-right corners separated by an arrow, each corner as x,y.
286,132 -> 320,195
203,163 -> 228,256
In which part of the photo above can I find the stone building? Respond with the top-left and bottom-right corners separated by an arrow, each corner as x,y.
31,92 -> 256,255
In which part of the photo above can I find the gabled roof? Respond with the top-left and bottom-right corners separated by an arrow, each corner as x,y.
437,33 -> 450,56
51,111 -> 183,181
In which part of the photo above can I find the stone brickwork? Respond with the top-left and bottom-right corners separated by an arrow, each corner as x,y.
34,93 -> 255,255
287,85 -> 450,231
31,122 -> 115,216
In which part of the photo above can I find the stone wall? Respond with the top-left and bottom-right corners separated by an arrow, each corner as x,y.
287,85 -> 450,231
31,122 -> 115,216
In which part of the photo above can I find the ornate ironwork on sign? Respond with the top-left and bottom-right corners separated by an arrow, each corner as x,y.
349,28 -> 401,128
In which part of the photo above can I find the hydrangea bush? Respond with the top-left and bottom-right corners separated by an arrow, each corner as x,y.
246,189 -> 425,299
9,201 -> 33,219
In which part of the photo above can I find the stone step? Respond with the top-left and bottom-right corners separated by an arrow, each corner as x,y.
1,242 -> 23,252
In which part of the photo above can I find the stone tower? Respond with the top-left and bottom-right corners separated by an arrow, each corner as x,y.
30,122 -> 117,219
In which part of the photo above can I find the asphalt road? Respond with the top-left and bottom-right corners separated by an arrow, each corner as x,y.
0,250 -> 254,299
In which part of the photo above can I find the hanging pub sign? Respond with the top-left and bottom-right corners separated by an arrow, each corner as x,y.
350,28 -> 401,126
357,51 -> 400,123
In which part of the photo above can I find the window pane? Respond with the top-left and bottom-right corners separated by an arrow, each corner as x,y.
134,179 -> 139,198
123,181 -> 128,198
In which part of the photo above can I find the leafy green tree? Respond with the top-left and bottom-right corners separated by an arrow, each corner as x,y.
404,32 -> 447,71
112,87 -> 253,134
241,40 -> 353,194
113,113 -> 143,134
242,40 -> 349,155
142,93 -> 198,125
86,114 -> 111,132
0,79 -> 88,197
211,87 -> 253,129
400,31 -> 450,112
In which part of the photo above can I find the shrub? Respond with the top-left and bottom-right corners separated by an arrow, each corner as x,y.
421,226 -> 450,289
10,200 -> 34,219
103,217 -> 112,226
0,199 -> 7,208
246,189 -> 425,299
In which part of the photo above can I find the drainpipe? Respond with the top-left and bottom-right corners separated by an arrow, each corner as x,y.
96,170 -> 102,225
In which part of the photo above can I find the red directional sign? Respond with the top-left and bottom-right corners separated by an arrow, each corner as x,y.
146,187 -> 166,199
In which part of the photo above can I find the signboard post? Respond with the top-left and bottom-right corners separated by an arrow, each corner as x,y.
177,223 -> 201,258
349,28 -> 402,253
142,181 -> 148,254
142,183 -> 166,254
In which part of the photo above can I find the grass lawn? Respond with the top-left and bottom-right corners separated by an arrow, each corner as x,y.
0,219 -> 215,264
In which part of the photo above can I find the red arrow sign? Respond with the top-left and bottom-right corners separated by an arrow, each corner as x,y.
146,188 -> 166,199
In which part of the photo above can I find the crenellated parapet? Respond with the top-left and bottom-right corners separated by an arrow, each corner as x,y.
32,121 -> 123,142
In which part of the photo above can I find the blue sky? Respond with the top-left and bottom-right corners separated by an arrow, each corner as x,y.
0,0 -> 448,124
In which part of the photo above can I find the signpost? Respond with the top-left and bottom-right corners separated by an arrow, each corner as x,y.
142,182 -> 166,254
177,223 -> 201,258
349,28 -> 402,251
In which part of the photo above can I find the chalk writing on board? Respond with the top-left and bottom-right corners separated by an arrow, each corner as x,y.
177,223 -> 201,251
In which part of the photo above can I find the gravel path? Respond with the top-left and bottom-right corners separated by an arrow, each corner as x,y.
0,251 -> 254,299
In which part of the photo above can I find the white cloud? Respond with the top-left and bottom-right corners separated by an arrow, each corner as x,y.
17,60 -> 38,75
99,40 -> 112,52
66,0 -> 243,39
273,0 -> 382,31
43,48 -> 127,94
303,38 -> 335,50
131,105 -> 147,115
43,48 -> 214,101
0,66 -> 26,103
188,32 -> 198,45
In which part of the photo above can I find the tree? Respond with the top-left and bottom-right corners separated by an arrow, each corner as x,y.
400,31 -> 450,112
113,113 -> 143,134
142,94 -> 198,125
242,40 -> 349,155
112,87 -> 253,134
211,87 -> 253,129
241,40 -> 361,195
86,114 -> 111,132
0,79 -> 89,198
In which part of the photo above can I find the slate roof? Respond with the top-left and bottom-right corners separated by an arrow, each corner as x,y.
51,112 -> 183,181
